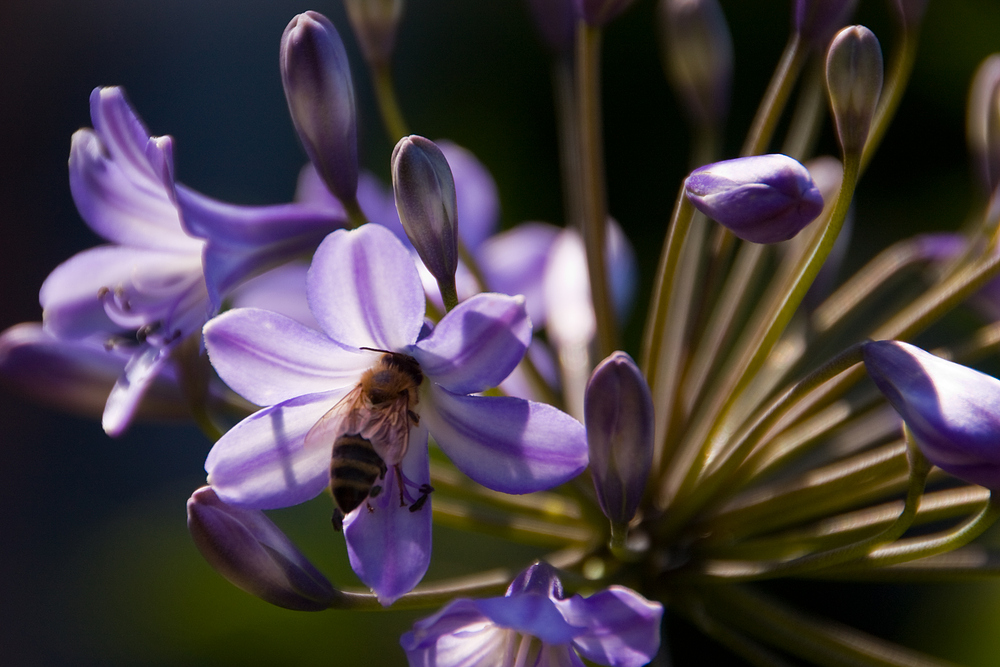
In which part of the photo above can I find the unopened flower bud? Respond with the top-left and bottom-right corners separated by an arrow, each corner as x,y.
585,352 -> 654,528
187,486 -> 336,611
684,154 -> 825,244
280,11 -> 359,204
391,136 -> 459,292
826,25 -> 884,159
575,0 -> 636,27
525,0 -> 578,54
343,0 -> 404,67
968,54 -> 1000,195
657,0 -> 733,130
793,0 -> 858,51
863,341 -> 1000,490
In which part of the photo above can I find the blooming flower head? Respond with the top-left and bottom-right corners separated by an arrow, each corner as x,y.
203,223 -> 588,604
401,561 -> 663,667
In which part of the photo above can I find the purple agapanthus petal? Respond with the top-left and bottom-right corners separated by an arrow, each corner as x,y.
422,385 -> 588,494
474,594 -> 578,645
103,341 -> 179,436
344,424 -> 432,606
307,225 -> 425,351
175,185 -> 345,308
412,293 -> 531,395
401,598 -> 512,667
40,245 -> 137,339
205,389 -> 349,509
478,222 -> 561,326
229,262 -> 320,330
204,307 -> 371,407
438,141 -> 500,252
555,588 -> 665,667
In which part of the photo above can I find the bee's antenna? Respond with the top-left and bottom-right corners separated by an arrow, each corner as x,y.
359,346 -> 392,355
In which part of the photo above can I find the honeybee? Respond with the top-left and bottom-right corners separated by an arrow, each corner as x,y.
307,350 -> 432,530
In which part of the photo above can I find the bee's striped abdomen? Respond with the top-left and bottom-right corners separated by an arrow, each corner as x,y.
330,433 -> 387,515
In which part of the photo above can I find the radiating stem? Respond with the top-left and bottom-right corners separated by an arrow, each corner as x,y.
576,21 -> 617,359
371,63 -> 410,141
741,35 -> 805,157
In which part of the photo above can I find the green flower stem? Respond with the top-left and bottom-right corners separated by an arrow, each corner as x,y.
576,20 -> 617,360
698,584 -> 961,667
640,191 -> 697,471
175,333 -> 224,442
554,54 -> 585,231
815,545 -> 1000,581
330,546 -> 589,611
659,156 -> 860,531
831,492 -> 1000,572
943,319 -> 1000,365
431,496 -> 595,548
371,62 -> 410,141
437,278 -> 459,312
780,58 -> 827,161
700,485 -> 990,562
741,34 -> 806,157
343,196 -> 371,230
860,26 -> 920,174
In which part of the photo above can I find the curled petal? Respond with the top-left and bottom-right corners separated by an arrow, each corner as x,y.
205,390 -> 347,509
556,588 -> 664,667
412,293 -> 531,394
204,308 -> 370,407
344,425 -> 432,606
423,385 -> 588,494
307,225 -> 425,351
401,598 -> 513,667
103,341 -> 177,436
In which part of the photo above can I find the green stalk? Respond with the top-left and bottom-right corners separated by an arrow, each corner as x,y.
371,62 -> 410,142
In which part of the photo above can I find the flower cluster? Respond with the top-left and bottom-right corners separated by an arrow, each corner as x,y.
9,0 -> 1000,665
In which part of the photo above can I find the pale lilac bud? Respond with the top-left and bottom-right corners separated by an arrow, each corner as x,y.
793,0 -> 858,51
391,135 -> 459,287
187,486 -> 336,611
585,352 -> 653,527
343,0 -> 404,67
826,25 -> 884,158
657,0 -> 733,129
525,0 -> 578,54
684,154 -> 825,244
280,11 -> 359,204
863,341 -> 1000,490
967,54 -> 1000,194
575,0 -> 636,27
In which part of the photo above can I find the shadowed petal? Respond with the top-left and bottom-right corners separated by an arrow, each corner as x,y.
556,588 -> 664,667
412,293 -> 531,395
478,222 -> 560,326
439,141 -> 500,252
401,598 -> 514,667
423,385 -> 588,494
229,262 -> 320,330
344,425 -> 432,605
206,390 -> 347,509
204,308 -> 371,406
474,594 -> 578,645
307,225 -> 424,351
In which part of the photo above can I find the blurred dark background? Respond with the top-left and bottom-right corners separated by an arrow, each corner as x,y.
1,0 -> 999,665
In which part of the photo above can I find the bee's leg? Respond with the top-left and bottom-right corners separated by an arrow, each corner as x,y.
408,487 -> 431,513
331,508 -> 345,532
395,465 -> 407,507
407,409 -> 420,425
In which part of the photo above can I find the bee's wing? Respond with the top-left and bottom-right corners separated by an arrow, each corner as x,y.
361,395 -> 412,466
304,385 -> 364,451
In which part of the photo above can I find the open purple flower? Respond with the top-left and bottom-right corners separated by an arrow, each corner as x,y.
203,223 -> 588,605
400,561 -> 663,667
863,340 -> 1000,489
37,87 -> 344,435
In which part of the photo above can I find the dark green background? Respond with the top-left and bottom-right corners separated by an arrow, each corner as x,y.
1,0 -> 999,664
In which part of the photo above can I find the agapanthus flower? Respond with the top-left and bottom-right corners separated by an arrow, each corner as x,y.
37,87 -> 344,435
203,223 -> 588,604
400,561 -> 663,667
863,340 -> 1000,490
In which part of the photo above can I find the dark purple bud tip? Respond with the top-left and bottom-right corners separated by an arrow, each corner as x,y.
684,154 -> 825,244
585,351 -> 654,526
391,135 -> 459,285
187,486 -> 336,611
280,11 -> 359,204
862,340 -> 1000,490
575,0 -> 637,27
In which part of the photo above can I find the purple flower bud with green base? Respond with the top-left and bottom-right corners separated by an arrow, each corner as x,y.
400,561 -> 664,667
281,12 -> 359,205
343,0 -> 404,67
684,154 -> 825,244
392,135 -> 460,307
187,486 -> 336,611
657,0 -> 733,130
826,25 -> 884,159
862,340 -> 1000,490
525,0 -> 577,54
585,352 -> 653,538
793,0 -> 858,51
967,54 -> 1000,195
575,0 -> 636,27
